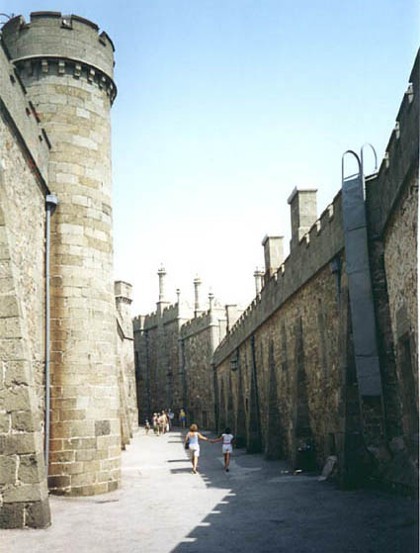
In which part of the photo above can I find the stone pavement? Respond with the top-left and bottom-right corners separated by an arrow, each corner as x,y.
1,428 -> 418,553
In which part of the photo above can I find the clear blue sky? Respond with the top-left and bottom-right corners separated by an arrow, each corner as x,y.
3,1 -> 419,314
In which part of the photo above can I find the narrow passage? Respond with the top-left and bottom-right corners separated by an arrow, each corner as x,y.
1,429 -> 418,553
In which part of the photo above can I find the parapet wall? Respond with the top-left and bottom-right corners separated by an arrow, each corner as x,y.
162,303 -> 181,325
367,50 -> 419,236
2,13 -> 116,103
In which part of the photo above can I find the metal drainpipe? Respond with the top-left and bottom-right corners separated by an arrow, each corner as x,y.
45,194 -> 58,472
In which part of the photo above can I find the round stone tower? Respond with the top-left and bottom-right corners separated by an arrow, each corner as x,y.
2,12 -> 120,496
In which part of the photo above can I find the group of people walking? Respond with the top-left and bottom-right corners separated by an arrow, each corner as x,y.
144,410 -> 234,474
184,424 -> 234,474
145,408 -> 187,435
145,409 -> 174,435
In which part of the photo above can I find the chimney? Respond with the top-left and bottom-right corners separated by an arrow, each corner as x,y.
157,265 -> 167,302
262,236 -> 284,282
225,304 -> 241,332
253,267 -> 265,295
193,276 -> 201,317
287,187 -> 317,250
208,291 -> 214,312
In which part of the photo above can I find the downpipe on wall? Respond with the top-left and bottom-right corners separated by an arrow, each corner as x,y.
45,194 -> 58,472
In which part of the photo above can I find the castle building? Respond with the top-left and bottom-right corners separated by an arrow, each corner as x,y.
0,13 -> 137,528
133,53 -> 418,495
133,269 -> 242,428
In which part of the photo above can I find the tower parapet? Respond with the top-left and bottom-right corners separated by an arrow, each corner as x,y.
2,13 -> 116,103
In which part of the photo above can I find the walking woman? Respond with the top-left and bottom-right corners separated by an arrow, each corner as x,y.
211,427 -> 235,471
184,424 -> 209,474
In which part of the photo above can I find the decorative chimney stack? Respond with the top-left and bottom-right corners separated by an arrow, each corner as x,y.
253,267 -> 265,295
262,235 -> 284,282
157,265 -> 167,302
208,291 -> 215,312
287,187 -> 317,250
193,276 -> 202,317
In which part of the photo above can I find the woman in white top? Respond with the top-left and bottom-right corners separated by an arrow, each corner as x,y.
211,427 -> 235,472
184,424 -> 209,474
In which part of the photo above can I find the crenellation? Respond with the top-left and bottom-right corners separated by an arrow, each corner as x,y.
213,189 -> 345,368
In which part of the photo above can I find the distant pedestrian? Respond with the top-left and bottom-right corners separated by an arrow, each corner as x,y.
152,413 -> 159,435
168,408 -> 174,430
184,424 -> 209,474
158,411 -> 168,435
179,408 -> 186,429
145,419 -> 151,434
211,427 -> 235,472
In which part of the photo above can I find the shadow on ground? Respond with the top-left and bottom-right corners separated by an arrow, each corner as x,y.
167,432 -> 418,553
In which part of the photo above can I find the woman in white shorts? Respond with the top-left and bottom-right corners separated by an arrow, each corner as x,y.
184,424 -> 209,474
212,427 -> 234,472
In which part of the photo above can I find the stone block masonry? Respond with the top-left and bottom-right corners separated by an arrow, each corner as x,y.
4,13 -> 121,495
0,72 -> 50,526
213,52 -> 419,493
133,271 -> 241,429
0,12 -> 135,527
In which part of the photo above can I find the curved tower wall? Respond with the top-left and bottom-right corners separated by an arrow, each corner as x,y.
3,12 -> 120,496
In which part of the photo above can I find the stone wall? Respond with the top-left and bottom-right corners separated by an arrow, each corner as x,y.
0,39 -> 51,527
0,12 -> 136,528
213,52 -> 419,492
365,53 -> 419,489
180,304 -> 227,429
134,295 -> 195,422
215,201 -> 349,469
133,278 -> 242,428
115,281 -> 138,447
3,12 -> 121,497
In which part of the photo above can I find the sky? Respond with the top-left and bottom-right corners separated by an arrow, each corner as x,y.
3,1 -> 419,314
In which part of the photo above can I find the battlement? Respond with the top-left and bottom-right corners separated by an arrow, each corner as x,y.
132,315 -> 145,332
181,309 -> 211,334
214,52 -> 420,367
214,190 -> 344,365
378,50 -> 418,178
366,49 -> 419,236
143,312 -> 158,329
180,305 -> 226,340
2,12 -> 116,102
162,303 -> 180,323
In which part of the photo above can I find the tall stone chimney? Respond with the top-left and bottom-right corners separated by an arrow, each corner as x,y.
193,276 -> 202,317
225,304 -> 241,332
253,267 -> 265,295
287,187 -> 317,250
208,291 -> 215,312
157,265 -> 167,302
262,236 -> 284,282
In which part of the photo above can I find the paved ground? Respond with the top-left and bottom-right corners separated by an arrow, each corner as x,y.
1,428 -> 418,553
